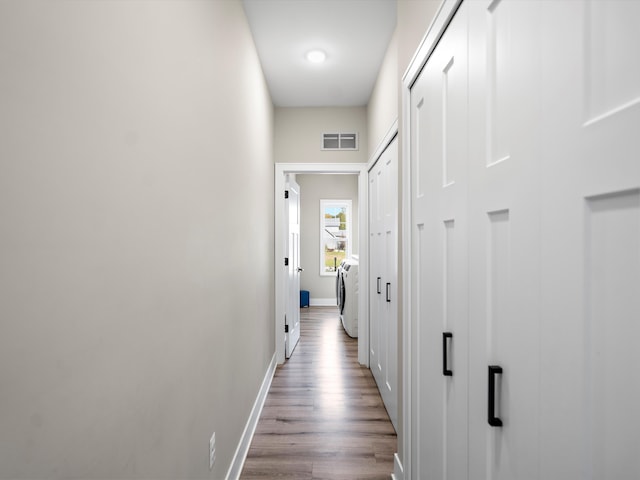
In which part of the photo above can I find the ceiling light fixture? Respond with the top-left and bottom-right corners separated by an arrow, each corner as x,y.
306,49 -> 326,64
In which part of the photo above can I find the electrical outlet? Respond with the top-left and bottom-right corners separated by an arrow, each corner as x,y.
209,432 -> 216,469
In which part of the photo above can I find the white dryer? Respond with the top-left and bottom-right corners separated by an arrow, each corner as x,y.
340,256 -> 359,337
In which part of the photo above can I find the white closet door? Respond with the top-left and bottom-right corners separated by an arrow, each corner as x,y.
381,136 -> 398,431
369,136 -> 398,432
369,163 -> 382,384
538,2 -> 640,479
467,1 -> 541,479
407,0 -> 640,478
410,4 -> 469,478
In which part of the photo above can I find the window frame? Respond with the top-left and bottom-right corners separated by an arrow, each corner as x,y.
319,199 -> 352,276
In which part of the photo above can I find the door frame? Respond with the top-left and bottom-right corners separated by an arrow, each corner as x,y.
275,163 -> 369,366
401,0 -> 463,478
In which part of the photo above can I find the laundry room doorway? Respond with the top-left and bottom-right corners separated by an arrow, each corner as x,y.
275,163 -> 368,365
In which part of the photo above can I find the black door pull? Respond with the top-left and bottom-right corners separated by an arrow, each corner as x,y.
442,332 -> 453,376
377,277 -> 381,294
488,365 -> 503,427
386,282 -> 391,302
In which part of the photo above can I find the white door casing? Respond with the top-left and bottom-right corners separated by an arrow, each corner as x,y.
274,163 -> 369,366
285,177 -> 301,358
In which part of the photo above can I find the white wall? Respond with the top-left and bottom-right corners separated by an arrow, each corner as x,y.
0,1 -> 274,478
275,107 -> 368,164
297,174 -> 359,302
367,29 -> 398,157
367,1 -> 440,157
398,0 -> 442,74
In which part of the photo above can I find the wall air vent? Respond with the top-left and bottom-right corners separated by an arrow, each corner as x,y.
322,133 -> 358,151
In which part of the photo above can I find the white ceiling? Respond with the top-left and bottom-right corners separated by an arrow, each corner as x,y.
242,0 -> 397,107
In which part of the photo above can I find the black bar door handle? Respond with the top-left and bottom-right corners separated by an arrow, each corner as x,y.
377,277 -> 381,294
488,365 -> 503,427
442,332 -> 453,376
386,283 -> 391,302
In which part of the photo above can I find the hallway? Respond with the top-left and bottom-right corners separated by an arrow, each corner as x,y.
240,307 -> 397,479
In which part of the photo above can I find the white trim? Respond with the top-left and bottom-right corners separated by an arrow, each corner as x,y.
401,81 -> 413,480
367,118 -> 399,172
391,453 -> 404,480
275,163 -> 369,366
356,166 -> 369,366
401,1 -> 463,478
225,353 -> 277,480
402,0 -> 463,88
309,298 -> 338,307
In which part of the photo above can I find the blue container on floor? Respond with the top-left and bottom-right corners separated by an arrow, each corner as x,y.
300,290 -> 310,308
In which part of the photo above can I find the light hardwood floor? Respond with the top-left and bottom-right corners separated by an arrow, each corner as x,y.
240,306 -> 397,480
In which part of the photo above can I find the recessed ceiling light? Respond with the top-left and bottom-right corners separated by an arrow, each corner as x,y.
306,49 -> 326,64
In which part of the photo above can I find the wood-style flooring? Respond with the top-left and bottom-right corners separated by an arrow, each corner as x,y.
240,306 -> 397,480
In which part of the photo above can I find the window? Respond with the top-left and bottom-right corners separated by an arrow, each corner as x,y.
320,199 -> 352,275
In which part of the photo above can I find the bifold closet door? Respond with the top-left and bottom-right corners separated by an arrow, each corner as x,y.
410,5 -> 469,479
369,161 -> 383,386
408,0 -> 640,478
467,1 -> 542,479
369,159 -> 383,378
368,137 -> 398,431
537,2 -> 640,478
381,137 -> 398,430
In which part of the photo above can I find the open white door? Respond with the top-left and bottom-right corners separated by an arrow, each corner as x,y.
285,177 -> 301,358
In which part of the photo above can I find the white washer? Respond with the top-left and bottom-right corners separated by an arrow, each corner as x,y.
336,260 -> 346,310
340,257 -> 359,337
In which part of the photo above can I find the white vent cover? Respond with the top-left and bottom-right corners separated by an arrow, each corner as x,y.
322,133 -> 358,150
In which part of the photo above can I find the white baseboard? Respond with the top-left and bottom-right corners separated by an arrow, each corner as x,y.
225,353 -> 276,480
391,453 -> 404,480
309,298 -> 337,307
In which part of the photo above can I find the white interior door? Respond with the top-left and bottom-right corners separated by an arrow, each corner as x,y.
381,137 -> 398,431
467,2 -> 542,478
285,177 -> 301,358
369,164 -> 382,380
538,2 -> 640,478
369,136 -> 399,431
410,5 -> 469,478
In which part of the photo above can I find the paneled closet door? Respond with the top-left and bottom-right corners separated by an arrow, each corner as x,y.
369,161 -> 382,384
381,136 -> 398,431
410,4 -> 469,479
538,2 -> 640,479
369,137 -> 398,431
467,1 -> 541,479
